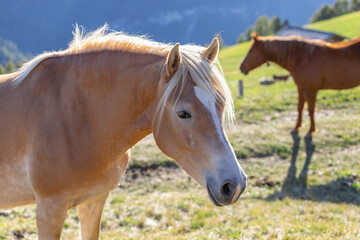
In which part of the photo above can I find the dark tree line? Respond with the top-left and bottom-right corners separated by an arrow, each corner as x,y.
0,61 -> 19,74
310,0 -> 360,23
237,16 -> 288,43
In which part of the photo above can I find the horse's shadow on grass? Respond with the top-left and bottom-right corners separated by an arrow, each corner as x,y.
265,131 -> 360,205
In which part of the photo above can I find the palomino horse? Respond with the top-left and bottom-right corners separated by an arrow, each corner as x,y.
0,25 -> 247,239
240,32 -> 360,136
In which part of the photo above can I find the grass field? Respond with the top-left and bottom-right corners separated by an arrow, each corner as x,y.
1,12 -> 360,240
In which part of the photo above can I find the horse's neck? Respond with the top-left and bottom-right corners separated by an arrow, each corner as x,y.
78,50 -> 163,149
265,40 -> 300,72
24,50 -> 163,158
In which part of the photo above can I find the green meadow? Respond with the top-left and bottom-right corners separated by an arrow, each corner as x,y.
1,12 -> 360,240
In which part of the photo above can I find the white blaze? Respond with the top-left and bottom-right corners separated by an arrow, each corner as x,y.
194,86 -> 227,146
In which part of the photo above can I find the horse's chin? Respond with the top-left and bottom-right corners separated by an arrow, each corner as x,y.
206,185 -> 222,207
240,67 -> 248,75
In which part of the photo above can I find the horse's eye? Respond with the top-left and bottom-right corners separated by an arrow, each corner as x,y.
177,111 -> 191,119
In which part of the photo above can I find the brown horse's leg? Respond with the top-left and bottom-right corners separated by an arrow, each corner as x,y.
36,196 -> 69,240
293,87 -> 306,133
305,89 -> 317,136
77,191 -> 109,240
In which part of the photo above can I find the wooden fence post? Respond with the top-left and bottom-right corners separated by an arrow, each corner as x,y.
238,80 -> 244,97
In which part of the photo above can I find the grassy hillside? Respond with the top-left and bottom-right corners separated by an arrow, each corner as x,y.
1,12 -> 360,240
306,11 -> 360,38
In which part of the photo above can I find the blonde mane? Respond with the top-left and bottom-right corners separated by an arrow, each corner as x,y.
68,24 -> 170,54
155,46 -> 235,124
12,24 -> 234,123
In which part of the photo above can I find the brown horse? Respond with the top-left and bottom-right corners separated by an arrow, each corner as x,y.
240,32 -> 360,136
0,25 -> 247,239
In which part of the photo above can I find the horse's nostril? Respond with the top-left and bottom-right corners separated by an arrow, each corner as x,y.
221,182 -> 233,197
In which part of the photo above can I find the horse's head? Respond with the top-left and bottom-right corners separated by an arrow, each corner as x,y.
152,39 -> 247,206
240,32 -> 267,75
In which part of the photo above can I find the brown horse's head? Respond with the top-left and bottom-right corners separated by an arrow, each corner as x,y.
152,39 -> 247,206
240,32 -> 267,75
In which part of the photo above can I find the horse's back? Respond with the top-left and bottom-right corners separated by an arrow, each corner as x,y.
316,44 -> 360,89
347,40 -> 360,55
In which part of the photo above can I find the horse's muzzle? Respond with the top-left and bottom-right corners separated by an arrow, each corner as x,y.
239,65 -> 248,75
206,175 -> 247,206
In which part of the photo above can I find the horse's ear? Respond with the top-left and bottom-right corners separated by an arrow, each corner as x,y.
251,32 -> 260,41
201,38 -> 219,63
166,43 -> 181,77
